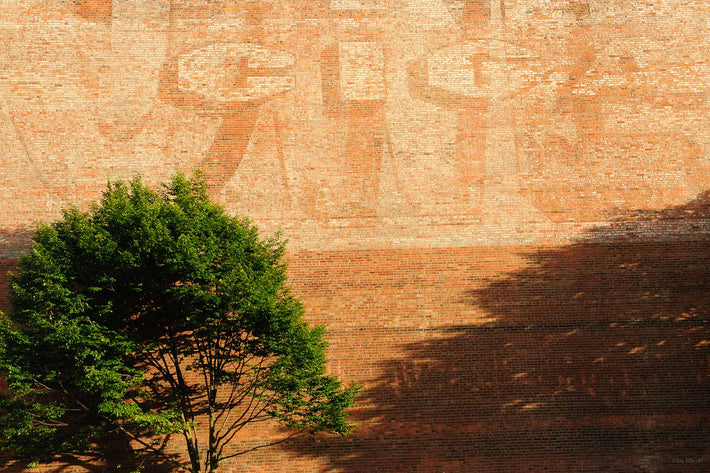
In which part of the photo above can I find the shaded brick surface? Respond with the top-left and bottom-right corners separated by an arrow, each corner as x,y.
3,225 -> 708,472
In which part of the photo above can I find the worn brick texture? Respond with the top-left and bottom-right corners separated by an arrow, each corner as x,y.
1,0 -> 709,472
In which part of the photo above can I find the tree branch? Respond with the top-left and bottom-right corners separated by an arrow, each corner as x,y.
115,424 -> 189,472
219,431 -> 307,461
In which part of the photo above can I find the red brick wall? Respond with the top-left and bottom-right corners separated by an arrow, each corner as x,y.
3,230 -> 708,472
1,0 -> 709,471
283,238 -> 710,473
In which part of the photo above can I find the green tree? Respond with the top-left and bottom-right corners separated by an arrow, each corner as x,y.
0,174 -> 357,473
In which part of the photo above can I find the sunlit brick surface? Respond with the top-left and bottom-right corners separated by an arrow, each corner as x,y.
1,0 -> 708,247
1,0 -> 709,471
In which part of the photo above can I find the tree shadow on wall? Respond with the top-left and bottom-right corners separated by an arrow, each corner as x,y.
0,229 -> 181,473
288,193 -> 710,472
0,436 -> 182,473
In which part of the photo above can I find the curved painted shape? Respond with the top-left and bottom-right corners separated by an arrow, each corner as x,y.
177,43 -> 295,104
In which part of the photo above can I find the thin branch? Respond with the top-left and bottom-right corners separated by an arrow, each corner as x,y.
219,431 -> 307,461
165,327 -> 201,472
142,347 -> 180,395
32,419 -> 70,427
194,333 -> 217,473
217,389 -> 278,449
214,367 -> 266,443
213,359 -> 248,425
115,424 -> 189,472
220,390 -> 278,447
234,392 -> 277,429
57,379 -> 91,412
214,359 -> 265,438
30,378 -> 57,393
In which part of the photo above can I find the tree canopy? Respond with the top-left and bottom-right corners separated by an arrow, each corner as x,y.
0,174 -> 357,472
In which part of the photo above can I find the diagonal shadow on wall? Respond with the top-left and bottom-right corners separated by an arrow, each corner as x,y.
287,193 -> 710,472
0,436 -> 180,473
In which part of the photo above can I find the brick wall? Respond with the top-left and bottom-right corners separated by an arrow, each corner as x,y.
1,0 -> 709,471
